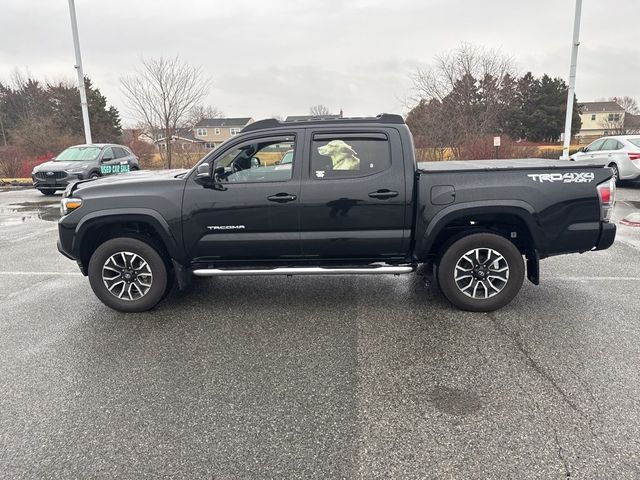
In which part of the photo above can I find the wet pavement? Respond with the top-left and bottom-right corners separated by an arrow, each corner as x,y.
1,185 -> 640,478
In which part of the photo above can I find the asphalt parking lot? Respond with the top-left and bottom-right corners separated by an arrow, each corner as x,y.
1,185 -> 640,478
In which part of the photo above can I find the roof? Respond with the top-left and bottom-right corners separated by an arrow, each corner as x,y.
243,114 -> 405,133
580,101 -> 624,113
285,114 -> 342,121
70,144 -> 117,148
154,129 -> 204,143
194,117 -> 253,128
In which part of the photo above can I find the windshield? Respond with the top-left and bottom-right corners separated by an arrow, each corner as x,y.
628,138 -> 640,148
55,146 -> 102,162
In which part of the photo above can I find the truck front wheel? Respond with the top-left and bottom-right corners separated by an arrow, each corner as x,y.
437,233 -> 524,312
88,237 -> 168,312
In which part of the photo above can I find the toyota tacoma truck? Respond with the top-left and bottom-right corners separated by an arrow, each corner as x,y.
57,114 -> 616,313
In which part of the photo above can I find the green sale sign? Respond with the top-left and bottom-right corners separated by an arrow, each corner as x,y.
100,164 -> 130,175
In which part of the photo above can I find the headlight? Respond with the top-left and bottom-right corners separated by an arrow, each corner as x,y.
61,197 -> 83,216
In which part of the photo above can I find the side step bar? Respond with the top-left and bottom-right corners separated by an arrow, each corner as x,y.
192,266 -> 415,277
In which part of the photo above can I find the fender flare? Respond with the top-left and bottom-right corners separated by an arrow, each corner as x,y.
418,200 -> 543,258
72,208 -> 183,261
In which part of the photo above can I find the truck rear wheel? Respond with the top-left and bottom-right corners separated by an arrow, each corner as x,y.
88,237 -> 167,312
437,233 -> 524,312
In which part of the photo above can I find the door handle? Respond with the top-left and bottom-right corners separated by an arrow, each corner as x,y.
267,193 -> 297,203
368,189 -> 399,199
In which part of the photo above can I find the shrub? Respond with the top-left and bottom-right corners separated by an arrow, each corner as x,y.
0,146 -> 26,178
458,135 -> 538,160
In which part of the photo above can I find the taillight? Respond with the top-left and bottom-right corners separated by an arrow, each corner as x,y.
596,178 -> 616,222
628,152 -> 640,161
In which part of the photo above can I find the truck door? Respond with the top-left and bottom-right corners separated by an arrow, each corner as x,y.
298,129 -> 409,260
181,132 -> 303,263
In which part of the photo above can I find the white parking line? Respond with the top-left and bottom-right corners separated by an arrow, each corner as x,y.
546,276 -> 640,281
0,271 -> 81,276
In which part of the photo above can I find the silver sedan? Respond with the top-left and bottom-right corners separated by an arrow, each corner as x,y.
570,135 -> 640,184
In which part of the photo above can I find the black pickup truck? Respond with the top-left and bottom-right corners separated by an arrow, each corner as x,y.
57,114 -> 616,312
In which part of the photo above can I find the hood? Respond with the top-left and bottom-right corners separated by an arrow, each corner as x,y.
70,169 -> 187,195
35,160 -> 95,172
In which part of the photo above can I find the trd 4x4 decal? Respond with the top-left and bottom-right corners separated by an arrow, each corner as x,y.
528,172 -> 595,183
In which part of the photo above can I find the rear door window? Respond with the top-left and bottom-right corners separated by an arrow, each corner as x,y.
310,133 -> 391,180
602,139 -> 621,151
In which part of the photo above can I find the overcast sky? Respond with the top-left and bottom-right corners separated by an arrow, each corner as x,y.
1,0 -> 639,126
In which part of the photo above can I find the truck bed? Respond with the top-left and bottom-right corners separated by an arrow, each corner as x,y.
417,158 -> 600,173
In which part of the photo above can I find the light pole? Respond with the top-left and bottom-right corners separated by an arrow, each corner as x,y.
67,0 -> 92,144
561,0 -> 582,160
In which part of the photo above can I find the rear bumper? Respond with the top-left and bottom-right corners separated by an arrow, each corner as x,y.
594,222 -> 616,250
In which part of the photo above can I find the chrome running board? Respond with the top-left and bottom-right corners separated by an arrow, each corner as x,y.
192,265 -> 415,277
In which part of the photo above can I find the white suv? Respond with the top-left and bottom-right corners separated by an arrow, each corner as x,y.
570,135 -> 640,184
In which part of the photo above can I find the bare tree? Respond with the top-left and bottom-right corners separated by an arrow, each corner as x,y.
610,96 -> 640,115
120,56 -> 211,168
599,115 -> 626,136
407,43 -> 517,154
309,104 -> 332,117
187,105 -> 223,128
410,43 -> 516,105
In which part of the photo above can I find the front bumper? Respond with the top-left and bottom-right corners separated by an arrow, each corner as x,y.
32,172 -> 82,189
594,222 -> 616,250
57,226 -> 87,275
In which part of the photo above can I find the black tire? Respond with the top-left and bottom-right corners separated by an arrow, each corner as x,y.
38,188 -> 56,196
88,237 -> 168,312
437,233 -> 524,312
89,172 -> 100,179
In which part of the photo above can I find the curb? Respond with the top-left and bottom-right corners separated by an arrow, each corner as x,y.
620,213 -> 640,227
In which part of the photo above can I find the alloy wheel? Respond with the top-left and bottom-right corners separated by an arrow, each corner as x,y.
102,251 -> 153,301
453,248 -> 509,299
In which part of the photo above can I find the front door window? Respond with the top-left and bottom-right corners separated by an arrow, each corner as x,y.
213,137 -> 295,183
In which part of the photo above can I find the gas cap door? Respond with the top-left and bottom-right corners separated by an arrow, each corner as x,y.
431,185 -> 455,205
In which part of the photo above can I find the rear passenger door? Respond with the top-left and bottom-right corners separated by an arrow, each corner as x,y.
600,138 -> 623,166
298,129 -> 409,260
99,147 -> 121,175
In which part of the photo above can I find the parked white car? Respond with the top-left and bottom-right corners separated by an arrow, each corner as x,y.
570,135 -> 640,184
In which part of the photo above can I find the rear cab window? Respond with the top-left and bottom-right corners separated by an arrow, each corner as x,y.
310,132 -> 391,180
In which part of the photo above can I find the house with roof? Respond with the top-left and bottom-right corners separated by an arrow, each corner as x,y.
153,117 -> 254,152
577,101 -> 631,142
154,128 -> 208,152
193,117 -> 254,149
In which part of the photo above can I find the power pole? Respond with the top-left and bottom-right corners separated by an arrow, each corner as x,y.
68,0 -> 92,144
561,0 -> 582,160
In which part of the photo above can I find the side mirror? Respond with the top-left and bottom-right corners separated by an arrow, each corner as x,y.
101,156 -> 113,162
196,163 -> 210,179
